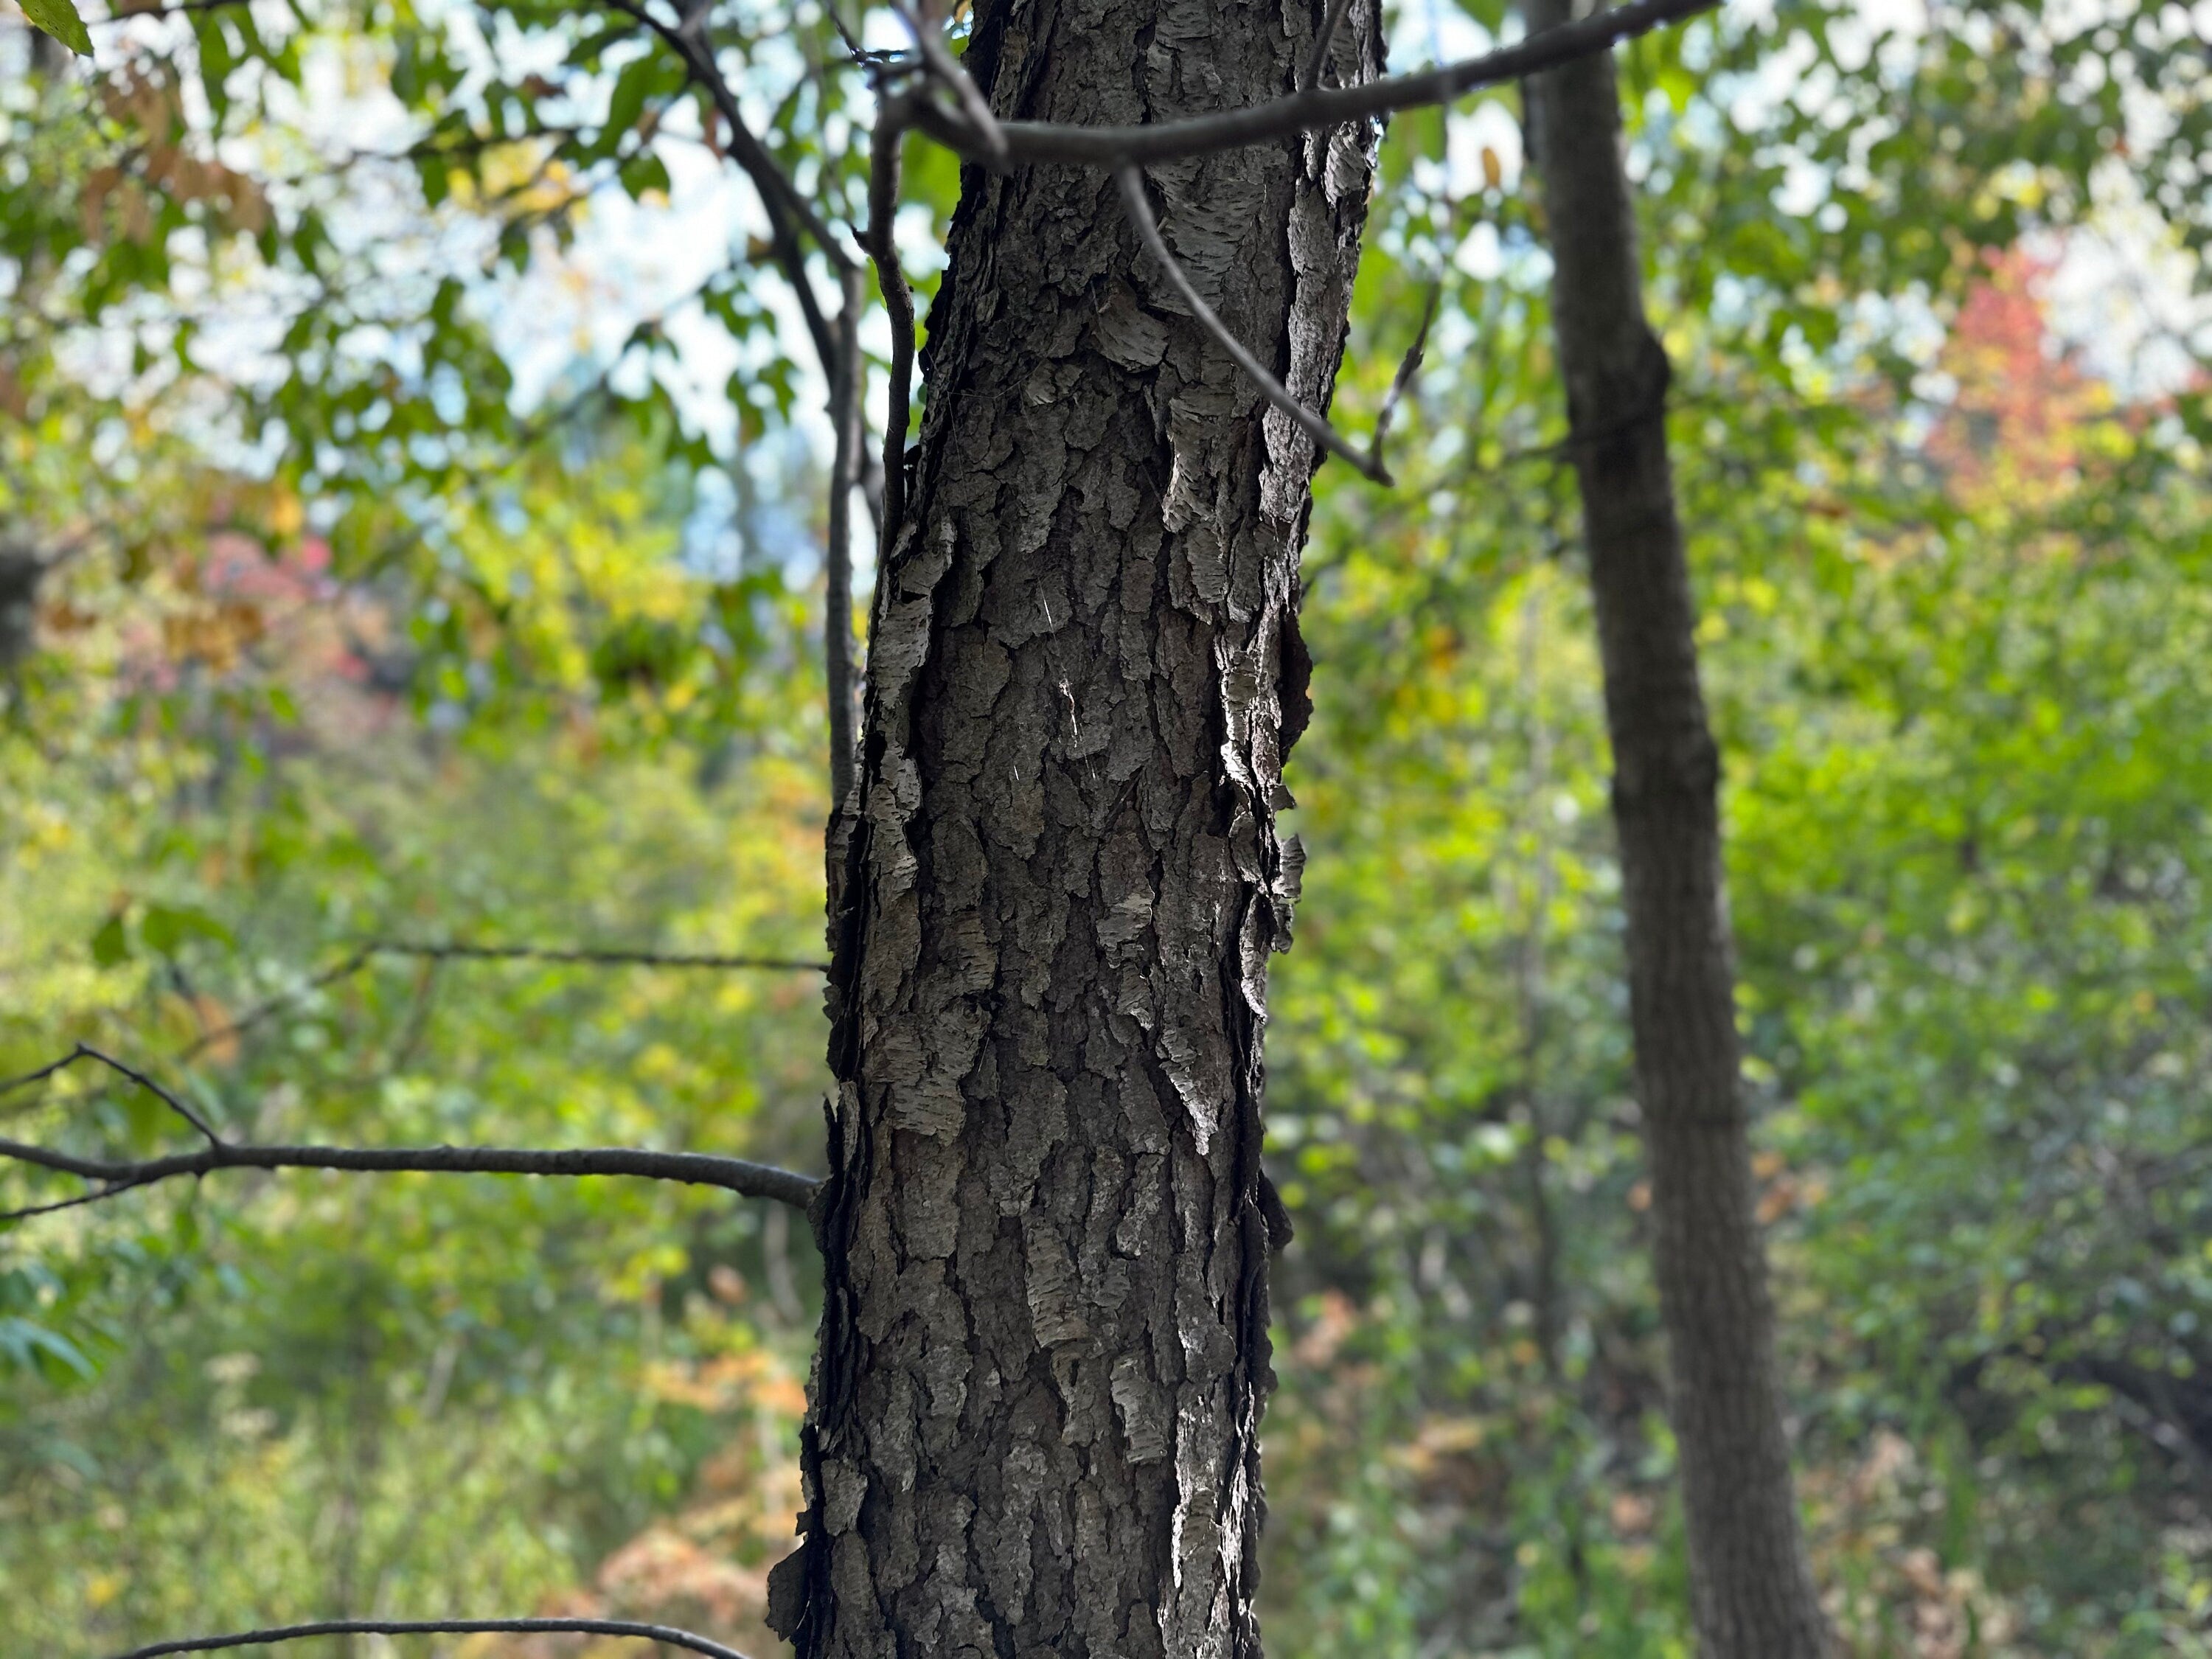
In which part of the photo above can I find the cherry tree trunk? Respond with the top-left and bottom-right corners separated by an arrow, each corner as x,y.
769,4 -> 1382,1659
1523,7 -> 1834,1655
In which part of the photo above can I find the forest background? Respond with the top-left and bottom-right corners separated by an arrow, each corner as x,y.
3,0 -> 2211,1652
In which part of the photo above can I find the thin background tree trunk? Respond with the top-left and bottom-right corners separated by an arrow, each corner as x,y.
1523,6 -> 1834,1654
771,3 -> 1383,1658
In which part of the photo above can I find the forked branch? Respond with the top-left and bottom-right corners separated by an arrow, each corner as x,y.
892,0 -> 1009,167
911,0 -> 1718,165
1116,167 -> 1433,485
864,89 -> 922,552
0,1046 -> 821,1223
104,1618 -> 753,1659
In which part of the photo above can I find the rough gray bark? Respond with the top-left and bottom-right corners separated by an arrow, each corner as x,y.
1523,8 -> 1834,1656
768,3 -> 1383,1658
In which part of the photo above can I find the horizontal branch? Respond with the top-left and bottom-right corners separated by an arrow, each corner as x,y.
0,1045 -> 821,1222
0,1133 -> 821,1214
366,939 -> 829,972
106,1618 -> 754,1659
911,0 -> 1717,166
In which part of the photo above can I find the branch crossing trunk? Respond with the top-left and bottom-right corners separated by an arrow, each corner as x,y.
1523,7 -> 1834,1655
773,4 -> 1385,1658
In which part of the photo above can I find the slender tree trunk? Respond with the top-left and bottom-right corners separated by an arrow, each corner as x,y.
770,5 -> 1382,1659
1522,10 -> 1834,1656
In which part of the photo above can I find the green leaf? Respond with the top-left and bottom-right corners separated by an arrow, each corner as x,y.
21,0 -> 92,57
0,1317 -> 95,1380
140,904 -> 234,956
602,55 -> 659,149
90,913 -> 131,967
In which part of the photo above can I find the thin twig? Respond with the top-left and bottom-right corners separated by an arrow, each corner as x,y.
1368,285 -> 1441,472
86,0 -> 251,19
5,1043 -> 226,1143
177,947 -> 376,1062
600,0 -> 849,380
0,1184 -> 160,1223
891,0 -> 1009,167
3,1138 -> 821,1225
363,940 -> 829,972
1116,166 -> 1392,484
865,90 -> 920,554
0,1050 -> 94,1100
0,1133 -> 821,1219
1301,0 -> 1357,91
911,0 -> 1717,165
102,1618 -> 753,1659
74,1043 -> 224,1146
827,265 -> 866,808
0,1049 -> 821,1221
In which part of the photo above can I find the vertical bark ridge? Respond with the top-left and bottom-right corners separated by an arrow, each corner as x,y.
1523,7 -> 1834,1657
775,4 -> 1383,1659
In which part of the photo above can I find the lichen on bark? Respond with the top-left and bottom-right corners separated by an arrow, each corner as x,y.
769,4 -> 1383,1658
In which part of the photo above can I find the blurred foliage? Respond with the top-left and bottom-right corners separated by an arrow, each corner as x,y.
3,0 -> 2211,1654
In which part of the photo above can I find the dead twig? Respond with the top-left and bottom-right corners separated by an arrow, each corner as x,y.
0,1048 -> 821,1222
1116,166 -> 1416,484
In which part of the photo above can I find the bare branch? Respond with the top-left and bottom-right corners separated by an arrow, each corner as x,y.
104,1618 -> 753,1659
86,0 -> 251,20
1301,0 -> 1356,92
891,0 -> 1009,168
76,1043 -> 223,1145
1368,285 -> 1440,473
1116,166 -> 1392,484
0,1049 -> 94,1100
0,1130 -> 821,1221
865,91 -> 922,554
5,1042 -> 226,1141
0,1047 -> 821,1222
913,0 -> 1717,166
827,265 -> 866,807
599,0 -> 849,379
364,940 -> 829,973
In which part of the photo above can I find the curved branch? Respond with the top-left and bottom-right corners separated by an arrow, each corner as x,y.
891,0 -> 1008,167
0,1135 -> 821,1220
827,263 -> 866,807
599,0 -> 850,378
4,1042 -> 223,1140
105,1618 -> 753,1659
912,0 -> 1717,165
863,90 -> 921,554
1116,167 -> 1394,483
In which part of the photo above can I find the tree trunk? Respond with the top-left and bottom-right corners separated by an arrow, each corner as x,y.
1522,10 -> 1834,1656
770,5 -> 1382,1659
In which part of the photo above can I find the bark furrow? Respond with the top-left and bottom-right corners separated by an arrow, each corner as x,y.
773,5 -> 1383,1659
